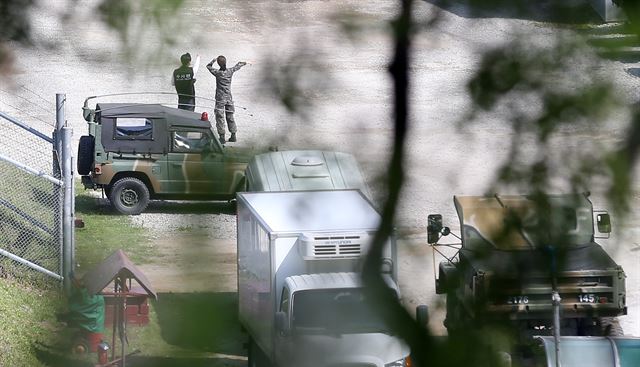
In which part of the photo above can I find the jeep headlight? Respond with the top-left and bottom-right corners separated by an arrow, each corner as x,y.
385,356 -> 411,367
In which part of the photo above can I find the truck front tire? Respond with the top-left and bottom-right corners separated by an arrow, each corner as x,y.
109,177 -> 150,215
444,292 -> 471,335
248,339 -> 271,367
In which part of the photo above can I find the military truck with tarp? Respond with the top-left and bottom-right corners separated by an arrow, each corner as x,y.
78,100 -> 250,214
428,194 -> 626,338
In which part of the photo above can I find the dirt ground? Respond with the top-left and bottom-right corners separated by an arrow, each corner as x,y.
131,216 -> 445,333
2,0 -> 640,359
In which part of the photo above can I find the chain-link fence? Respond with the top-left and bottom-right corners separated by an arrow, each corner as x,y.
0,102 -> 68,284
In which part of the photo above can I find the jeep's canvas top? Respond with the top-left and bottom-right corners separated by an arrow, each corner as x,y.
245,150 -> 371,198
95,103 -> 212,154
454,194 -> 594,250
238,190 -> 380,233
96,103 -> 209,128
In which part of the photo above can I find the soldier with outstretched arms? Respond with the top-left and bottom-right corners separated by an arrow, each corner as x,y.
207,55 -> 246,144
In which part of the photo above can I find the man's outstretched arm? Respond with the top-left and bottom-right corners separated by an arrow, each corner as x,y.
230,61 -> 247,73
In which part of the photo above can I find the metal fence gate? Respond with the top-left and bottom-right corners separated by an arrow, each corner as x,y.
0,94 -> 74,289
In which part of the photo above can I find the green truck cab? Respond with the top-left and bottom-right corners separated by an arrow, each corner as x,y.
428,194 -> 626,339
78,102 -> 250,214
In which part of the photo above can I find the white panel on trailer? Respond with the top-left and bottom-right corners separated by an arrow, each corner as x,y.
239,190 -> 380,233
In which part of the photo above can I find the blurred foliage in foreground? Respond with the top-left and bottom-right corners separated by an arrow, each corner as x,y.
2,0 -> 640,366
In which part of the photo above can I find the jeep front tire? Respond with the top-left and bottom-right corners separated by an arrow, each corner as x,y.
109,177 -> 150,215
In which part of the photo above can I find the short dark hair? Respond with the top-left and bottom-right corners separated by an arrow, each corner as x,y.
180,53 -> 192,66
217,55 -> 226,65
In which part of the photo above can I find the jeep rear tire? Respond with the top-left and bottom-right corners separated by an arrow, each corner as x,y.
109,177 -> 150,215
77,135 -> 95,175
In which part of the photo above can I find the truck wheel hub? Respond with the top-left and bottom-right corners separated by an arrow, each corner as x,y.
121,189 -> 139,206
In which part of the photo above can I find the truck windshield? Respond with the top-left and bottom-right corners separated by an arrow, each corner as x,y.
291,288 -> 390,334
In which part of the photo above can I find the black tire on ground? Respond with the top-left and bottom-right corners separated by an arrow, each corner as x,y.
444,292 -> 467,335
247,338 -> 256,367
248,338 -> 271,367
104,184 -> 112,199
601,317 -> 624,336
77,135 -> 95,175
108,177 -> 150,215
416,305 -> 430,328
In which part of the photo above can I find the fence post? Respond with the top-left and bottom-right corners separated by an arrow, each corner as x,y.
57,93 -> 74,293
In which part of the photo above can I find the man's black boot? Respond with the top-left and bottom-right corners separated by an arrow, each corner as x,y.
229,133 -> 237,142
219,134 -> 226,144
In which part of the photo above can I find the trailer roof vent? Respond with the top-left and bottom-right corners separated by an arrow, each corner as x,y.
299,233 -> 368,260
291,156 -> 324,166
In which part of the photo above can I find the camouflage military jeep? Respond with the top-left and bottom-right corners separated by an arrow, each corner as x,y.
78,103 -> 250,215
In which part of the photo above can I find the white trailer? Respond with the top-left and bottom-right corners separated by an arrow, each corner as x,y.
237,190 -> 410,367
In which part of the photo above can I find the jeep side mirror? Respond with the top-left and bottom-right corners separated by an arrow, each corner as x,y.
82,107 -> 94,122
275,311 -> 289,336
596,213 -> 611,234
427,214 -> 443,244
416,305 -> 429,328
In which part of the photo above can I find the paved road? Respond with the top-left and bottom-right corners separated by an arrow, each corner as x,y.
2,0 -> 639,345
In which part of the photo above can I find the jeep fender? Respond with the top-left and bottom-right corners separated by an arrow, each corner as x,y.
108,172 -> 155,196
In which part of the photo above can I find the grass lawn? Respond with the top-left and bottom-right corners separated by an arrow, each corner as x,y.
2,184 -> 246,366
74,188 -> 152,273
0,278 -> 65,367
0,184 -> 152,366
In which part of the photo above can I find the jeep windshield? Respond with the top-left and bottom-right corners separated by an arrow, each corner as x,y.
291,288 -> 391,335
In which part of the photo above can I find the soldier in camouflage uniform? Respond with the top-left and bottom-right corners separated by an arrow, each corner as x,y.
207,55 -> 246,144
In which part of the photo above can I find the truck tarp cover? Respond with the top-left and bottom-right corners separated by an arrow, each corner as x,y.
454,194 -> 594,250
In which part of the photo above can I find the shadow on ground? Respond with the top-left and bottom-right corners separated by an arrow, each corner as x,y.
424,0 -> 601,24
126,356 -> 245,367
144,200 -> 236,215
34,345 -> 244,367
153,292 -> 245,355
627,68 -> 640,77
76,193 -> 236,215
33,343 -> 93,367
36,293 -> 245,366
